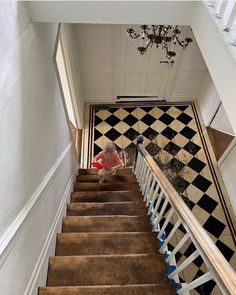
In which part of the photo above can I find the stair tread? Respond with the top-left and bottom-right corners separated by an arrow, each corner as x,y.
56,232 -> 158,255
39,284 -> 176,295
62,215 -> 151,232
47,254 -> 168,286
67,201 -> 146,216
74,182 -> 139,192
71,191 -> 142,203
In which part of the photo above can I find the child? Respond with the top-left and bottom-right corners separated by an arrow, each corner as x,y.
93,141 -> 124,183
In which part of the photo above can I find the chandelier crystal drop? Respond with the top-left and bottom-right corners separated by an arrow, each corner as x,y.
126,25 -> 193,65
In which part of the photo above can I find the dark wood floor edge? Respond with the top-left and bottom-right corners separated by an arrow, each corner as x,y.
191,102 -> 236,246
91,101 -> 192,112
88,105 -> 94,168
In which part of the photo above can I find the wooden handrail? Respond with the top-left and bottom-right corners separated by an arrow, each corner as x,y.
138,144 -> 236,295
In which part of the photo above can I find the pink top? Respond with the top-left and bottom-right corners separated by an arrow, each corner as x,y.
94,151 -> 123,171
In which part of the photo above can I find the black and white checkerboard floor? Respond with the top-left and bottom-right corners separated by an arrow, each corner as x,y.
89,102 -> 236,294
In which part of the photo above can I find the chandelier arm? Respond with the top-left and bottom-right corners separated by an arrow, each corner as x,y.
145,40 -> 152,50
133,33 -> 140,39
175,36 -> 184,47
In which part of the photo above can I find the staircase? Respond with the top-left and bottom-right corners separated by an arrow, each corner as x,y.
39,168 -> 176,295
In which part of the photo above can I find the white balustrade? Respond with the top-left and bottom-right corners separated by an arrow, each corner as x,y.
133,142 -> 236,295
224,2 -> 236,31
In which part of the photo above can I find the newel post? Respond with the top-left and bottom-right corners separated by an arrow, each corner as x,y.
133,135 -> 144,172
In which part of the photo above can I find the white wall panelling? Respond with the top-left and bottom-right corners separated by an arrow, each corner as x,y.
197,71 -> 221,126
74,24 -> 207,102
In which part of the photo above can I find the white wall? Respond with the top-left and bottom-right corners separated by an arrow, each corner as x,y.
0,2 -> 78,294
28,1 -> 197,25
192,1 -> 236,134
197,71 -> 221,126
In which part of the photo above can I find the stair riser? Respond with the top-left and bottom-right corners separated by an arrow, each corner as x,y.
39,284 -> 175,295
71,191 -> 142,203
74,183 -> 139,192
62,216 -> 151,233
76,175 -> 137,183
56,233 -> 158,256
79,168 -> 133,176
67,203 -> 146,216
47,255 -> 167,286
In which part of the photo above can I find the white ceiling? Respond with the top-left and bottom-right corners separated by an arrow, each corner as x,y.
73,24 -> 207,102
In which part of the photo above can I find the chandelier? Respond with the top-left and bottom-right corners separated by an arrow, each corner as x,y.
126,25 -> 193,65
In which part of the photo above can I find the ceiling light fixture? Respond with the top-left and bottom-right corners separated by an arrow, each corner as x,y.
126,25 -> 193,65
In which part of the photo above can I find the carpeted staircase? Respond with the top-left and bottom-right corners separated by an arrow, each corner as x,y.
39,168 -> 176,295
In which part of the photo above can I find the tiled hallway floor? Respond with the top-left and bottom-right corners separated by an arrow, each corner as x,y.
85,102 -> 236,293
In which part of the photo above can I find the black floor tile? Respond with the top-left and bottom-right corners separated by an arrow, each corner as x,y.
194,270 -> 216,295
94,129 -> 103,141
104,114 -> 120,127
175,105 -> 189,111
122,114 -> 139,126
165,158 -> 185,173
140,106 -> 153,112
146,142 -> 161,157
183,141 -> 201,156
164,141 -> 181,156
180,126 -> 197,140
105,128 -> 122,141
192,175 -> 212,192
187,157 -> 206,173
95,115 -> 103,126
143,127 -> 159,140
176,113 -> 193,125
123,128 -> 140,141
172,175 -> 190,193
215,239 -> 234,261
203,216 -> 226,238
161,127 -> 178,140
159,106 -> 171,112
141,113 -> 156,125
93,144 -> 102,155
158,113 -> 175,125
123,107 -> 137,113
197,194 -> 218,214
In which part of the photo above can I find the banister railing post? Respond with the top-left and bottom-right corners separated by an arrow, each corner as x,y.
132,135 -> 144,173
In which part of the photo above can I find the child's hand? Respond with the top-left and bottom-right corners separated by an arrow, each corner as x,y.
110,167 -> 115,173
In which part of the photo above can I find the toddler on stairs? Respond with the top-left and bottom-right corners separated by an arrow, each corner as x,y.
93,141 -> 124,183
